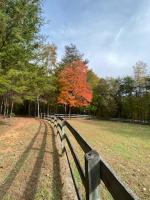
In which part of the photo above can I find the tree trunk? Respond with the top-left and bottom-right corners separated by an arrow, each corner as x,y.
4,97 -> 7,117
65,104 -> 67,116
34,102 -> 36,117
28,102 -> 31,116
10,101 -> 14,116
69,106 -> 71,119
47,104 -> 49,116
0,99 -> 3,114
6,103 -> 9,116
56,105 -> 58,114
37,97 -> 40,118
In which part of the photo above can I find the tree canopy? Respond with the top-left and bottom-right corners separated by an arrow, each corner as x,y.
58,60 -> 92,110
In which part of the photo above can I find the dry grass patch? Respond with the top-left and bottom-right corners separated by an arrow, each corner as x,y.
0,117 -> 75,200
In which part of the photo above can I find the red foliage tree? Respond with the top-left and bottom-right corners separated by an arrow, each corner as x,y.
58,60 -> 93,113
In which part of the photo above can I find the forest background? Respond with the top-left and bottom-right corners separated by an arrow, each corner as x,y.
0,0 -> 150,121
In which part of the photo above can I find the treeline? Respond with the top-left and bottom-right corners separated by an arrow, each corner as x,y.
0,1 -> 91,117
0,1 -> 150,121
0,0 -> 57,117
90,61 -> 150,121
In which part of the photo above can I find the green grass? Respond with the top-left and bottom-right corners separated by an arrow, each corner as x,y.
68,119 -> 150,200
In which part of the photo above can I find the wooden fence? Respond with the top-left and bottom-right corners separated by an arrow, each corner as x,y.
42,113 -> 94,119
42,113 -> 150,125
41,114 -> 139,200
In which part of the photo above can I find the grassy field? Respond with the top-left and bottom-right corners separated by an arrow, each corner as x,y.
68,119 -> 150,200
0,117 -> 149,199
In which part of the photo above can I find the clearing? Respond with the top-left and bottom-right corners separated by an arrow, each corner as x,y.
68,118 -> 150,200
0,117 -> 75,200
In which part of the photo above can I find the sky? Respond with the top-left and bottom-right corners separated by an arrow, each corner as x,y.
41,0 -> 150,77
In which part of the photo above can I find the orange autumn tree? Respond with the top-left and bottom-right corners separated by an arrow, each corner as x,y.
58,60 -> 93,114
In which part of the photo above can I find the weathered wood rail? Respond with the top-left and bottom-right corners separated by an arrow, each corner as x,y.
41,114 -> 139,200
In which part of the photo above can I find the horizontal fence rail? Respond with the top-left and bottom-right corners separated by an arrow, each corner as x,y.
41,113 -> 150,125
41,113 -> 139,200
41,113 -> 94,120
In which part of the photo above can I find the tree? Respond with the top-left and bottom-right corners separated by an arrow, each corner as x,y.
58,60 -> 92,115
87,69 -> 100,89
0,0 -> 42,69
93,78 -> 117,117
121,76 -> 135,119
133,61 -> 148,120
133,61 -> 147,94
86,69 -> 100,114
0,0 -> 43,116
42,43 -> 57,72
59,44 -> 88,69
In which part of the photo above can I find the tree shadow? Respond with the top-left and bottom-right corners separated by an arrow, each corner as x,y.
22,121 -> 48,200
49,124 -> 63,200
0,120 -> 42,199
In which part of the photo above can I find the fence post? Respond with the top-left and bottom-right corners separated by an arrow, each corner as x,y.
54,116 -> 57,134
61,120 -> 65,154
85,150 -> 101,200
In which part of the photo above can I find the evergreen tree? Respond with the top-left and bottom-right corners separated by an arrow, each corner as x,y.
59,44 -> 88,70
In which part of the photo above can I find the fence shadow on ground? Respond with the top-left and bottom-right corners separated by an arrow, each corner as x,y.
0,120 -> 42,199
49,123 -> 63,200
0,120 -> 63,200
22,121 -> 48,200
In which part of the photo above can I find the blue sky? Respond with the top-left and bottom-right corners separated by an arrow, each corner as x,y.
41,0 -> 150,77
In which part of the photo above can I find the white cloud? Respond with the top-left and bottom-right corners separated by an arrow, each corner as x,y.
114,27 -> 124,43
42,0 -> 150,77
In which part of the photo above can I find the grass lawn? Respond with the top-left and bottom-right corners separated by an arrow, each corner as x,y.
68,119 -> 150,200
